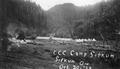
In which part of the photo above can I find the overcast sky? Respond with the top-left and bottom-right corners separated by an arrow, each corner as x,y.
31,0 -> 108,10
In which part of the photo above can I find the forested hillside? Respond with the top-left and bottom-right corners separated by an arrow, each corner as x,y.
1,0 -> 120,40
46,0 -> 120,41
0,0 -> 47,37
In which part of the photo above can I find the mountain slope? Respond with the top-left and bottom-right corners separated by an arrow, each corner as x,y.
46,3 -> 100,38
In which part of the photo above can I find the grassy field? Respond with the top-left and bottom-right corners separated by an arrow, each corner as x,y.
0,39 -> 120,69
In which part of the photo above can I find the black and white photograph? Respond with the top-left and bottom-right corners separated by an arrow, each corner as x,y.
0,0 -> 120,69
